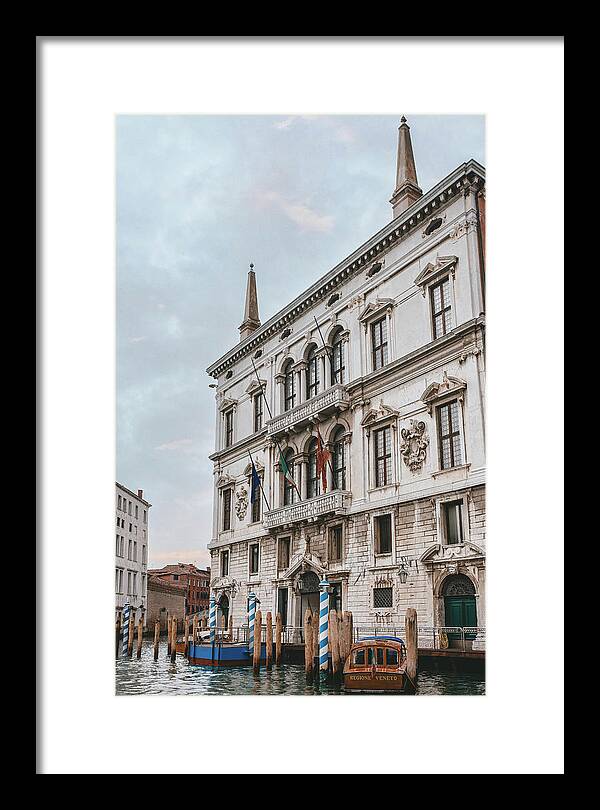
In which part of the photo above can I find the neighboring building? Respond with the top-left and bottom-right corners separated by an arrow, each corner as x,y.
115,483 -> 151,626
146,576 -> 186,633
148,563 -> 211,616
205,118 -> 486,641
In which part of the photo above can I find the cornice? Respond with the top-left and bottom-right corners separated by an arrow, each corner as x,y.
206,160 -> 486,379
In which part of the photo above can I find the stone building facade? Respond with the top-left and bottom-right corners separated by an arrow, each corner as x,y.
115,483 -> 151,627
205,118 -> 486,640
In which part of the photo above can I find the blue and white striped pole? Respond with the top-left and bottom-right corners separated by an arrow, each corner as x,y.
121,601 -> 130,657
209,595 -> 217,644
247,591 -> 256,654
319,578 -> 330,677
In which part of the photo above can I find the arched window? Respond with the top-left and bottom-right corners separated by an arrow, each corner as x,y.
306,345 -> 320,399
332,329 -> 345,385
284,360 -> 296,412
332,427 -> 346,490
307,438 -> 320,499
283,448 -> 296,506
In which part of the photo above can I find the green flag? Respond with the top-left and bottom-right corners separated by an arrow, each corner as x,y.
279,449 -> 301,497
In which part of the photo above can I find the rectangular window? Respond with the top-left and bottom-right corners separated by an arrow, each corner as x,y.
118,495 -> 122,510
115,569 -> 120,591
373,586 -> 393,608
143,510 -> 147,524
116,534 -> 121,556
127,571 -> 132,595
278,536 -> 290,572
330,582 -> 343,614
431,277 -> 453,339
332,338 -> 345,384
141,574 -> 146,595
132,573 -> 137,596
254,393 -> 263,433
437,400 -> 463,470
222,489 -> 232,531
328,525 -> 343,562
128,539 -> 133,560
284,367 -> 296,411
374,514 -> 392,555
224,409 -> 234,448
443,501 -> 464,545
374,427 -> 392,487
249,543 -> 260,575
220,549 -> 229,577
277,588 -> 289,625
135,505 -> 138,519
371,317 -> 388,371
133,541 -> 137,562
128,501 -> 132,516
142,545 -> 147,565
129,523 -> 132,532
251,480 -> 261,523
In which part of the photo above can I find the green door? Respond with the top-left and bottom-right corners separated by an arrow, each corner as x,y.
443,574 -> 477,640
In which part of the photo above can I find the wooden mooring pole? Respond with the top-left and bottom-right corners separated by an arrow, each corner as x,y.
153,620 -> 160,661
253,610 -> 262,674
304,608 -> 314,684
329,609 -> 341,681
405,608 -> 418,686
127,613 -> 135,658
228,614 -> 233,640
170,617 -> 177,664
192,615 -> 198,651
265,611 -> 273,669
275,612 -> 282,666
136,617 -> 143,659
115,618 -> 120,659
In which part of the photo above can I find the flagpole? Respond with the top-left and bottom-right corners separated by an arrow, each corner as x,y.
313,315 -> 335,382
250,357 -> 302,501
247,450 -> 272,513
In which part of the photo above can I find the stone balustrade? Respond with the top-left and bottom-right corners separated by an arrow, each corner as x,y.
264,490 -> 350,529
266,384 -> 350,437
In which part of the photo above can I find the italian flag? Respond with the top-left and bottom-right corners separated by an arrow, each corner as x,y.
279,449 -> 301,498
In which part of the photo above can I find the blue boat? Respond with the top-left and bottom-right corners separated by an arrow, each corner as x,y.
188,636 -> 269,667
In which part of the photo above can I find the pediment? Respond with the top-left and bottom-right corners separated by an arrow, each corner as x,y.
245,378 -> 266,396
216,473 -> 236,489
218,396 -> 238,413
421,371 -> 467,413
358,298 -> 395,324
283,553 -> 325,580
420,542 -> 485,564
414,255 -> 458,294
361,399 -> 400,427
243,460 -> 265,477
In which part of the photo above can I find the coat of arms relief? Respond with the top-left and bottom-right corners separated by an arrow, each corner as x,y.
400,420 -> 429,472
235,486 -> 248,520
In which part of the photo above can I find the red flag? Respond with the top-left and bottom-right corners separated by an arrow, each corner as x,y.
316,430 -> 331,493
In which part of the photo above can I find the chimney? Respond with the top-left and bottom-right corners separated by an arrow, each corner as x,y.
137,489 -> 143,499
239,263 -> 261,341
389,116 -> 423,218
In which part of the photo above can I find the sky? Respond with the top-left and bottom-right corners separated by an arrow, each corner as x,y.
116,114 -> 485,569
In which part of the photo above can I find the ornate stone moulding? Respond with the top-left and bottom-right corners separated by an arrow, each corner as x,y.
421,371 -> 467,414
400,419 -> 429,472
413,255 -> 458,296
419,542 -> 485,566
235,486 -> 248,520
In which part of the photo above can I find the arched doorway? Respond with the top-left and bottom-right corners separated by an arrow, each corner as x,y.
443,574 -> 477,644
217,593 -> 229,628
299,570 -> 321,620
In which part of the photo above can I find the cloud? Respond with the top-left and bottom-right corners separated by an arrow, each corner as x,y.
129,336 -> 147,343
273,117 -> 294,130
150,547 -> 211,568
155,438 -> 194,451
256,190 -> 334,233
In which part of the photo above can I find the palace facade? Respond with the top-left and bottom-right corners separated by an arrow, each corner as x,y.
206,118 -> 486,641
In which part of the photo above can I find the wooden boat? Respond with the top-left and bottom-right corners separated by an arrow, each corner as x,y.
187,630 -> 269,667
343,636 -> 415,693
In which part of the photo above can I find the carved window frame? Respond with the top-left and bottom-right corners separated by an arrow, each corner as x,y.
433,491 -> 472,548
248,541 -> 260,579
358,299 -> 396,375
414,257 -> 458,342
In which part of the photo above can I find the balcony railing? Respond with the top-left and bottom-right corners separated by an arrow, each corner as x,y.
266,384 -> 350,437
264,490 -> 350,529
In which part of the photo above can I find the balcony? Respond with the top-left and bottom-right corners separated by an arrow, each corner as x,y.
266,383 -> 350,438
264,490 -> 351,529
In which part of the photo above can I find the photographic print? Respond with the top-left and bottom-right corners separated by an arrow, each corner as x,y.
115,114 -> 486,696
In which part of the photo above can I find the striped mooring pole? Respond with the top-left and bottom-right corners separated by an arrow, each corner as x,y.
247,591 -> 256,654
319,578 -> 330,676
121,601 -> 130,658
209,595 -> 217,644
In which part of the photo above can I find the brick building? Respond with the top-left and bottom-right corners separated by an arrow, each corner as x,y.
148,563 -> 211,616
206,118 -> 486,641
146,576 -> 187,632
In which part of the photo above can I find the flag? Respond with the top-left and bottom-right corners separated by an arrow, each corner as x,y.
279,448 -> 301,498
250,457 -> 261,504
316,429 -> 331,493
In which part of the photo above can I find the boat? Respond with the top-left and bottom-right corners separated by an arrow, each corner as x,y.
343,636 -> 416,693
187,629 -> 269,667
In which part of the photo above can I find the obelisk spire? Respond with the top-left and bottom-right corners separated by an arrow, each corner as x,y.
239,263 -> 261,341
390,116 -> 423,218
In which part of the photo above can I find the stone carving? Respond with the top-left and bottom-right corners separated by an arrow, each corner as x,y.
235,486 -> 248,520
400,420 -> 429,472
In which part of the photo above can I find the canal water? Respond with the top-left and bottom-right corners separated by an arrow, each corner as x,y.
116,640 -> 485,696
